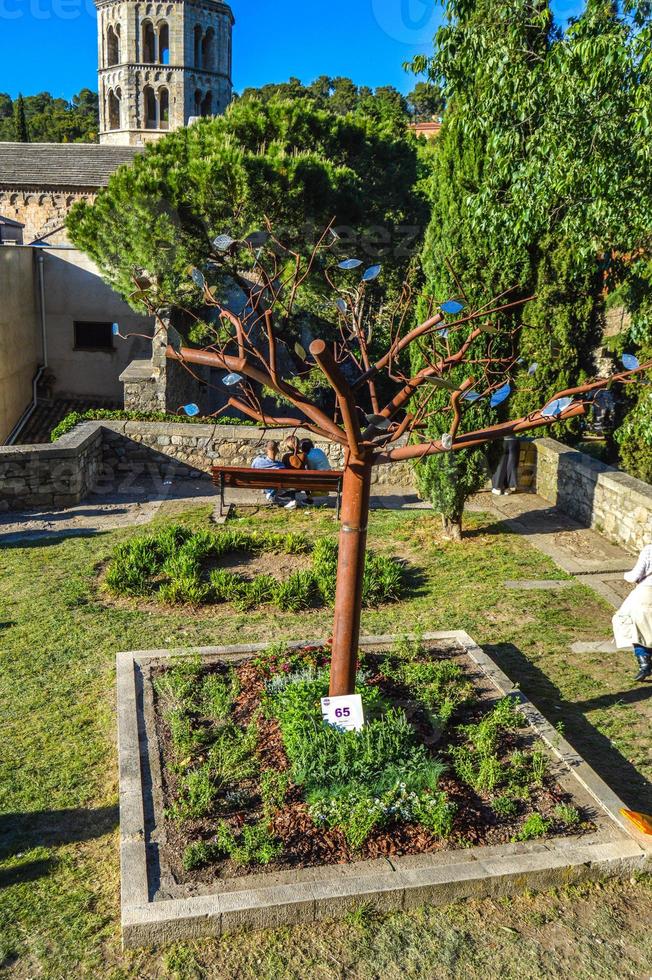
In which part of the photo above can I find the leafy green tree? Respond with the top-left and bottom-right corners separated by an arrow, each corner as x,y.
13,95 -> 29,142
67,97 -> 427,335
0,90 -> 98,143
406,82 -> 445,121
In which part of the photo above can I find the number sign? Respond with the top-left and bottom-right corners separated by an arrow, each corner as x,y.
320,694 -> 365,732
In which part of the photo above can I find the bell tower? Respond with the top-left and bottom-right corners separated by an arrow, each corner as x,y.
96,0 -> 234,146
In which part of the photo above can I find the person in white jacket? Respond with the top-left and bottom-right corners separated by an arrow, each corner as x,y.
617,545 -> 652,682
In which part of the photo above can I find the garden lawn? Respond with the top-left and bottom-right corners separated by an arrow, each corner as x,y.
0,505 -> 650,979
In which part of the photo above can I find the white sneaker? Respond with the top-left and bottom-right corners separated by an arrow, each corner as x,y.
284,499 -> 298,510
491,488 -> 503,496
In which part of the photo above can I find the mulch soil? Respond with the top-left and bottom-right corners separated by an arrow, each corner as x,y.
152,646 -> 593,887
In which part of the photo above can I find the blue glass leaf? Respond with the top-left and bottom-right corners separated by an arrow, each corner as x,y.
490,383 -> 511,408
542,396 -> 573,419
338,258 -> 363,270
244,230 -> 269,248
112,323 -> 120,336
336,298 -> 347,314
439,328 -> 450,339
213,234 -> 236,252
191,268 -> 206,288
223,372 -> 244,387
365,414 -> 392,432
183,403 -> 200,417
440,300 -> 465,315
528,362 -> 539,376
462,391 -> 481,402
622,354 -> 640,372
362,264 -> 382,282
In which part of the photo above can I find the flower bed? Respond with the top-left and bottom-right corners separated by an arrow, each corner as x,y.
151,638 -> 592,885
103,524 -> 406,611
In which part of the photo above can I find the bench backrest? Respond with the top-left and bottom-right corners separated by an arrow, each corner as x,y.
212,466 -> 343,494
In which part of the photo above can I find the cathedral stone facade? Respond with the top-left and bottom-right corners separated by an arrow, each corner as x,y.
97,0 -> 234,146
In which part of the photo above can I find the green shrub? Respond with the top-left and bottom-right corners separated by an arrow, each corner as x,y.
182,840 -> 222,872
512,813 -> 551,842
50,409 -> 257,442
553,803 -> 581,827
491,794 -> 518,817
382,648 -> 475,724
200,671 -> 239,722
260,770 -> 289,820
214,820 -> 282,866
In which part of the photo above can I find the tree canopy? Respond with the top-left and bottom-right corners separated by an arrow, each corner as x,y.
67,97 -> 429,346
0,90 -> 99,143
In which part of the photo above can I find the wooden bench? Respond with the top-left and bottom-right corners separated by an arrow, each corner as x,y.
212,466 -> 344,518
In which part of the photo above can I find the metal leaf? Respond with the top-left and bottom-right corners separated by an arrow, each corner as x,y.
112,323 -> 120,336
490,383 -> 511,408
190,268 -> 206,289
441,433 -> 453,451
183,403 -> 200,417
338,259 -> 363,270
223,372 -> 244,387
213,234 -> 236,252
440,300 -> 465,315
336,298 -> 348,314
479,323 -> 499,335
422,376 -> 458,392
622,353 -> 640,372
167,325 -> 183,353
528,362 -> 539,376
462,391 -> 481,402
362,264 -> 382,282
294,342 -> 307,361
134,275 -> 152,290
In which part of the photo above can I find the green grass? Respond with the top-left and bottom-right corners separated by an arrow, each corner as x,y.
0,505 -> 650,977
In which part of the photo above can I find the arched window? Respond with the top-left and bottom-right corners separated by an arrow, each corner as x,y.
194,25 -> 203,68
159,88 -> 169,129
201,91 -> 212,117
107,24 -> 120,66
144,85 -> 157,128
201,27 -> 214,71
108,88 -> 121,130
142,21 -> 156,63
194,89 -> 202,117
159,22 -> 169,65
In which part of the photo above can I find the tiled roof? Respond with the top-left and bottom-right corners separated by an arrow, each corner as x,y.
0,142 -> 142,188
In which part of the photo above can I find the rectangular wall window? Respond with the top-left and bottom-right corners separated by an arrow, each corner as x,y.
73,321 -> 115,352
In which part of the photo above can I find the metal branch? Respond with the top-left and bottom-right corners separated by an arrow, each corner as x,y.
309,339 -> 363,457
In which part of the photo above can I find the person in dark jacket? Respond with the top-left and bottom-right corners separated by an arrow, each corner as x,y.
492,436 -> 520,496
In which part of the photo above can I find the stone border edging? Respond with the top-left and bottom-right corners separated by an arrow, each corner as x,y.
116,631 -> 651,947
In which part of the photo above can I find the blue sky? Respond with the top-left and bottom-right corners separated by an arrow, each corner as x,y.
0,0 -> 584,101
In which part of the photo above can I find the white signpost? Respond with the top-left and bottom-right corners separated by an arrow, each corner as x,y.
320,694 -> 365,732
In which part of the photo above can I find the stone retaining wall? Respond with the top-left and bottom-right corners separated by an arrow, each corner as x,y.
535,437 -> 652,554
0,420 -> 416,511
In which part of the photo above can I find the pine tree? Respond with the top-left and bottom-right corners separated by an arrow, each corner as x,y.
13,95 -> 29,142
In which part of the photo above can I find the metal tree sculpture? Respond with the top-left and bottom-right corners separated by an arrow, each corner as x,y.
130,224 -> 651,698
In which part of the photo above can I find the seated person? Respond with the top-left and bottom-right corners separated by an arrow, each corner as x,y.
300,439 -> 331,471
252,441 -> 285,503
282,436 -> 307,470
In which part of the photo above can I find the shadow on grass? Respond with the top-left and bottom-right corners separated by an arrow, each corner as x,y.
0,529 -> 108,549
485,642 -> 652,812
0,857 -> 56,889
0,804 -> 119,862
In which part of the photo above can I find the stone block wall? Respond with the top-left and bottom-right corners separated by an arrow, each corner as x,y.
535,437 -> 652,554
0,419 -> 416,512
0,423 -> 104,512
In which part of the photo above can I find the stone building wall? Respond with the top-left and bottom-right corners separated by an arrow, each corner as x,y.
0,188 -> 93,245
535,437 -> 652,554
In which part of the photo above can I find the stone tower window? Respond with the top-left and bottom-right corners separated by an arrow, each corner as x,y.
159,23 -> 170,65
107,24 -> 120,67
159,88 -> 170,129
142,21 -> 156,64
108,88 -> 121,130
194,89 -> 202,116
201,27 -> 214,71
194,25 -> 203,68
144,86 -> 157,128
201,91 -> 212,117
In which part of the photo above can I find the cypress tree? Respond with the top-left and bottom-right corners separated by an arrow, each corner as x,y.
13,95 -> 29,142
